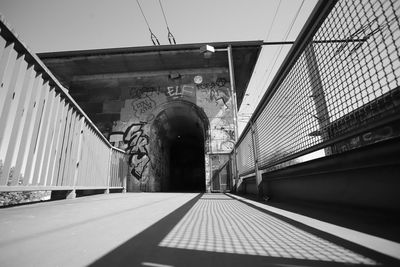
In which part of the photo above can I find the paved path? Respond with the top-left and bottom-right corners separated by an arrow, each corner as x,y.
0,193 -> 398,267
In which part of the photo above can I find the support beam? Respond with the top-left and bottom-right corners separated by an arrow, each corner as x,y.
71,67 -> 228,82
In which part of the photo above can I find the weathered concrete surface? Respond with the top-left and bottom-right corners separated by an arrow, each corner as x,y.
0,193 -> 198,267
0,193 -> 398,267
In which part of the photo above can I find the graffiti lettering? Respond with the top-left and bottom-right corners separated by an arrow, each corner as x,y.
109,132 -> 124,147
123,123 -> 150,180
129,86 -> 161,99
132,96 -> 156,116
334,17 -> 396,57
197,78 -> 227,90
167,85 -> 195,98
212,87 -> 230,108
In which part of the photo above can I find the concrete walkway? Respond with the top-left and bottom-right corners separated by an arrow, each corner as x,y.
0,193 -> 398,267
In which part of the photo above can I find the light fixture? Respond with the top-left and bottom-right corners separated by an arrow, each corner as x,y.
200,44 -> 215,58
169,72 -> 181,80
194,75 -> 203,84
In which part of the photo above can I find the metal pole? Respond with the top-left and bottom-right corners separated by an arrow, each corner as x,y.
227,45 -> 239,142
68,116 -> 85,199
304,44 -> 332,155
227,45 -> 241,192
105,148 -> 112,194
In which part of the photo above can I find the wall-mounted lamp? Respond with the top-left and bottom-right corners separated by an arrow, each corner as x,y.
168,72 -> 181,80
200,44 -> 215,58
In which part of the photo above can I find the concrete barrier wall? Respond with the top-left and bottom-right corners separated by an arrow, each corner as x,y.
261,137 -> 400,212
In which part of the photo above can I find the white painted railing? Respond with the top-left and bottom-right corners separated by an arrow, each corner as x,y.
0,18 -> 128,196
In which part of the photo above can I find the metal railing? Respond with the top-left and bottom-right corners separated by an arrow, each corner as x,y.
0,18 -> 128,195
233,0 -> 400,182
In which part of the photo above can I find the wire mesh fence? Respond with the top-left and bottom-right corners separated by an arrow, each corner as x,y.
235,0 -> 400,175
236,128 -> 255,176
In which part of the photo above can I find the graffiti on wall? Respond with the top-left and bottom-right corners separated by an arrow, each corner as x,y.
114,75 -> 235,182
166,85 -> 196,101
211,121 -> 235,152
123,122 -> 150,180
197,78 -> 230,108
129,86 -> 161,99
131,96 -> 157,121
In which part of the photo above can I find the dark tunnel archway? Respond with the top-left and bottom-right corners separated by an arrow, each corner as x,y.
150,101 -> 208,192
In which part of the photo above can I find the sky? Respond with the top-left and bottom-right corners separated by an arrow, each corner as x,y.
0,0 -> 317,134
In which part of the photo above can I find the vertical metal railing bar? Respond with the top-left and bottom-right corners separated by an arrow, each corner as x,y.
37,89 -> 60,185
32,87 -> 56,185
109,150 -> 113,188
54,104 -> 71,186
0,55 -> 30,185
77,122 -> 88,186
0,50 -> 22,158
59,109 -> 75,186
45,95 -> 64,186
0,43 -> 17,119
64,112 -> 80,186
71,116 -> 85,191
6,66 -> 36,186
24,81 -> 49,185
11,73 -> 43,186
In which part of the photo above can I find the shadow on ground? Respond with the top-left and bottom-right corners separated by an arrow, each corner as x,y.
89,194 -> 399,267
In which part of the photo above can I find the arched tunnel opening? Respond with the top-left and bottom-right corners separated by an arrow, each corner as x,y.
151,102 -> 207,192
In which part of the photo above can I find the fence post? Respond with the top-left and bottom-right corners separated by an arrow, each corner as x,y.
305,44 -> 332,155
67,116 -> 85,199
250,121 -> 263,199
105,148 -> 112,194
122,154 -> 127,193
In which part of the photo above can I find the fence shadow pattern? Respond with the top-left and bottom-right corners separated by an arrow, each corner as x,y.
159,194 -> 376,265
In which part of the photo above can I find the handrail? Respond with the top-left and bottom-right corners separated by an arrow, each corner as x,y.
0,16 -> 127,195
0,16 -> 124,152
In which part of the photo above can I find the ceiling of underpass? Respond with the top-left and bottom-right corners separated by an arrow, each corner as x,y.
39,41 -> 262,108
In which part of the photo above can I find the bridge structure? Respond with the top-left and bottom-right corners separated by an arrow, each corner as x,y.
1,0 -> 400,266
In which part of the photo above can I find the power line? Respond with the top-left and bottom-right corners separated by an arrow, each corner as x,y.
136,0 -> 160,45
256,0 -> 306,100
158,0 -> 176,44
264,0 -> 283,41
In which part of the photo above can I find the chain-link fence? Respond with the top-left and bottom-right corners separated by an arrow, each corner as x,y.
234,0 -> 400,177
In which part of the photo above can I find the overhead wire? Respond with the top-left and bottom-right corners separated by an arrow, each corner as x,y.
264,0 -> 283,41
256,0 -> 306,101
158,0 -> 176,44
136,0 -> 160,45
247,0 -> 283,108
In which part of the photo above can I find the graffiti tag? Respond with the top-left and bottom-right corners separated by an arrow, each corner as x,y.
123,123 -> 150,180
167,85 -> 195,99
196,78 -> 227,90
131,96 -> 156,118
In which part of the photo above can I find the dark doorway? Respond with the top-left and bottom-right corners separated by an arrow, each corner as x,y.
170,134 -> 205,192
151,102 -> 207,192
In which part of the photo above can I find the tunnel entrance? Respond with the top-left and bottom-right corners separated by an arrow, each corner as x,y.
151,101 -> 208,192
